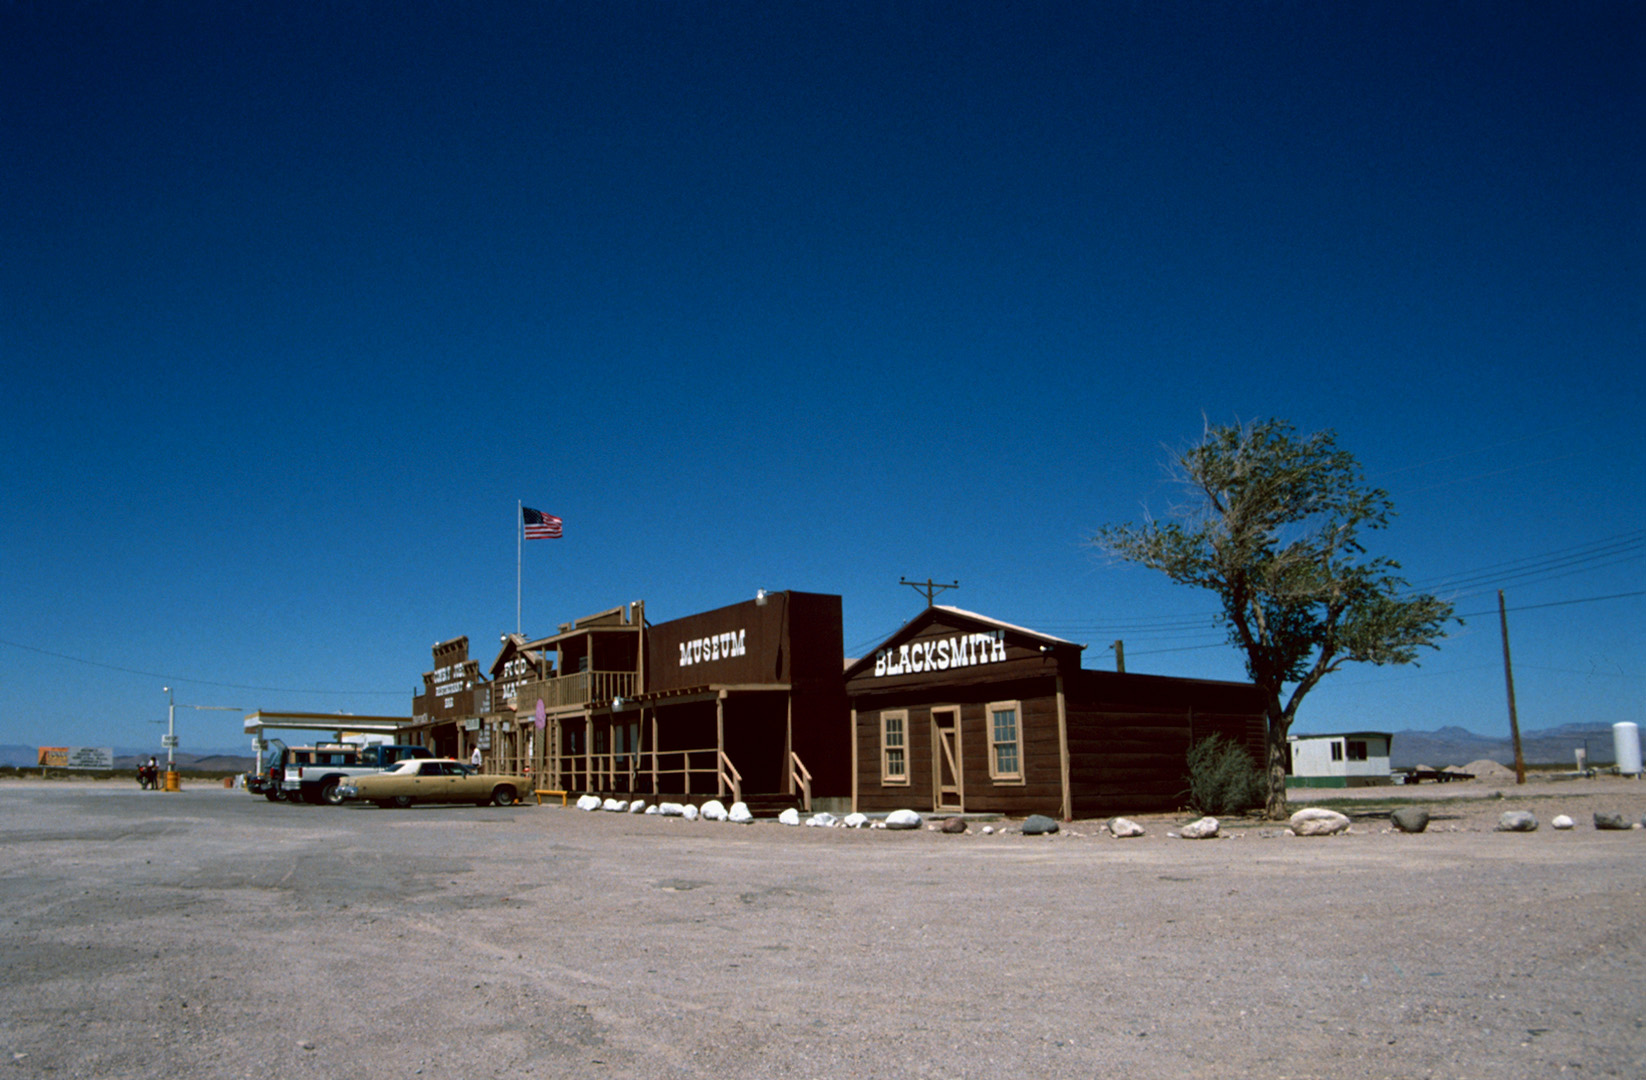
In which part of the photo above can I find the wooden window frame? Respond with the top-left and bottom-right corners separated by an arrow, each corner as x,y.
986,700 -> 1024,784
880,710 -> 910,786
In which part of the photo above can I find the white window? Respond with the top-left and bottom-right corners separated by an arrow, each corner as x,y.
987,701 -> 1022,783
881,711 -> 909,784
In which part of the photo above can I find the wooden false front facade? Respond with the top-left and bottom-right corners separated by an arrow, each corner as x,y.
847,606 -> 1267,819
633,591 -> 849,812
408,636 -> 486,759
502,593 -> 850,813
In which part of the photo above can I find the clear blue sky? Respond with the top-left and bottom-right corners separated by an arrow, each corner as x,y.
3,1 -> 1641,753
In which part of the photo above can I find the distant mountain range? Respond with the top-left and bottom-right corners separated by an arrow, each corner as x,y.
1383,723 -> 1626,770
0,745 -> 257,770
4,723 -> 1635,772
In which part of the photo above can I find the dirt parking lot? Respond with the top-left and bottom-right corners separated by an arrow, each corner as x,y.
2,777 -> 1643,1080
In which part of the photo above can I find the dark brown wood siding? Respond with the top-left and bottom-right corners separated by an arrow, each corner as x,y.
851,623 -> 1268,818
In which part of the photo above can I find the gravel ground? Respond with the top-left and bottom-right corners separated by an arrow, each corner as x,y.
2,777 -> 1644,1080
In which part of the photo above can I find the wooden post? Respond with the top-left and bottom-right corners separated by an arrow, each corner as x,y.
716,690 -> 726,798
1113,640 -> 1125,673
849,707 -> 859,814
784,695 -> 794,796
1498,590 -> 1527,785
1055,675 -> 1072,821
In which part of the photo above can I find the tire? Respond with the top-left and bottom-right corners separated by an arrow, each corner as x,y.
391,795 -> 413,809
264,790 -> 281,802
491,786 -> 517,807
321,780 -> 346,806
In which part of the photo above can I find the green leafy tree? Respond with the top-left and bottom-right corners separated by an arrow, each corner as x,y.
1091,419 -> 1456,818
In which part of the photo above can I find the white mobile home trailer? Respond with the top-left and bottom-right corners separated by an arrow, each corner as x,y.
1287,731 -> 1393,788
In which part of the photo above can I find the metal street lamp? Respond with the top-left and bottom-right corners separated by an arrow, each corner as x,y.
159,686 -> 243,793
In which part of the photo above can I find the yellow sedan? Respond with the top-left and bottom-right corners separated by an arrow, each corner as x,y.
338,758 -> 531,808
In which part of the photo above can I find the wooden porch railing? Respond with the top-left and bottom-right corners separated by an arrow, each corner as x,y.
789,750 -> 812,811
548,746 -> 743,804
717,750 -> 742,806
521,670 -> 637,710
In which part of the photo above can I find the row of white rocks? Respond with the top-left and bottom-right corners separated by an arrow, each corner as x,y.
573,793 -> 928,829
572,796 -> 1643,836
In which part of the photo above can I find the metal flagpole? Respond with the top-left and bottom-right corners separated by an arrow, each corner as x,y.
516,500 -> 522,637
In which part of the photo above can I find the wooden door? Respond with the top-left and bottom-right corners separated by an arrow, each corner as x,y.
933,708 -> 963,812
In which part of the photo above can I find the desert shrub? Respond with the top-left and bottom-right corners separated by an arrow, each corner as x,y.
1185,734 -> 1264,816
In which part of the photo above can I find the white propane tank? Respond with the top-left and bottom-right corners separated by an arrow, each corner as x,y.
1613,722 -> 1642,776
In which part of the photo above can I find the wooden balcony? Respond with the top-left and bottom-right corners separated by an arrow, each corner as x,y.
520,670 -> 638,711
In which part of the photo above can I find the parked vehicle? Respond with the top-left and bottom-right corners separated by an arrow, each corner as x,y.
336,758 -> 531,808
244,740 -> 288,800
136,760 -> 160,790
247,742 -> 433,804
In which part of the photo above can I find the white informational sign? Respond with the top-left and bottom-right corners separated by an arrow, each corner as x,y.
68,747 -> 114,769
37,747 -> 115,769
161,735 -> 180,749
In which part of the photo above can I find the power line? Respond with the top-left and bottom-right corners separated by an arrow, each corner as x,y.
0,637 -> 405,696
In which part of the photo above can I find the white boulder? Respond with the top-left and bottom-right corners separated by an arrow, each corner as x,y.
884,809 -> 923,830
1289,808 -> 1351,836
681,804 -> 700,821
1107,817 -> 1145,838
842,812 -> 869,828
1551,814 -> 1575,830
602,798 -> 627,812
576,794 -> 602,812
778,807 -> 802,826
805,812 -> 838,828
1179,816 -> 1220,839
700,799 -> 728,822
628,799 -> 647,814
658,802 -> 685,817
728,801 -> 754,824
644,804 -> 659,815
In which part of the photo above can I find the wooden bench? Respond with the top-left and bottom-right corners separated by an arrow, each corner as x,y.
534,789 -> 569,806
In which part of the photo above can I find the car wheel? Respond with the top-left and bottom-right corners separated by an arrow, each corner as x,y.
491,786 -> 517,807
321,781 -> 346,806
392,795 -> 413,809
264,790 -> 281,802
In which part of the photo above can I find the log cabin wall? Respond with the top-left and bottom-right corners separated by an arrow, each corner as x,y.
852,677 -> 1066,816
848,607 -> 1268,819
1062,669 -> 1267,816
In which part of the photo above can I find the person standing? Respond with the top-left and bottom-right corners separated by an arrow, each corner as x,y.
470,745 -> 482,771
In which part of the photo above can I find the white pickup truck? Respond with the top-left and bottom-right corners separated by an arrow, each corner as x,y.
278,743 -> 433,805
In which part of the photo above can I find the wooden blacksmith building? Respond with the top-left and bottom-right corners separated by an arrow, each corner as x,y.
847,606 -> 1267,819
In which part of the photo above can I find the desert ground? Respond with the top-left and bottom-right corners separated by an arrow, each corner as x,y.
2,775 -> 1643,1080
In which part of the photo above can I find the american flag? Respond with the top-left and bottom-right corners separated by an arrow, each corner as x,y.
522,506 -> 563,540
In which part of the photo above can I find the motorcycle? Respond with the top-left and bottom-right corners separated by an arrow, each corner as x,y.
136,763 -> 160,790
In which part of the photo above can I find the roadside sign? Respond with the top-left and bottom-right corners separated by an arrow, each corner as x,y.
161,735 -> 179,748
36,747 -> 114,769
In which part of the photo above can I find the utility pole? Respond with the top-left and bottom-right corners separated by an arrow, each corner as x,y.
1497,590 -> 1526,785
1113,640 -> 1125,673
900,577 -> 959,607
